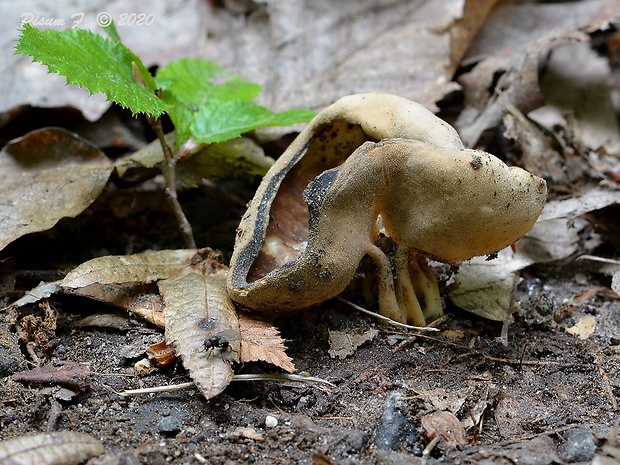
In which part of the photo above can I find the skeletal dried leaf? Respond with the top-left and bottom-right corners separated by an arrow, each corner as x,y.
238,314 -> 295,373
160,270 -> 240,399
0,431 -> 103,465
0,128 -> 113,252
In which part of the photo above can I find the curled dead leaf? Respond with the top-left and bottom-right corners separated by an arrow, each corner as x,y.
61,249 -> 214,289
0,431 -> 103,465
0,127 -> 113,252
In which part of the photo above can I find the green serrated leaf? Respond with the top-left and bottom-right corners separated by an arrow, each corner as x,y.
157,58 -> 265,147
190,100 -> 315,145
14,24 -> 166,116
156,58 -> 261,104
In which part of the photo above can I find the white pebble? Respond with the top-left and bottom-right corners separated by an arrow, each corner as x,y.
265,415 -> 278,428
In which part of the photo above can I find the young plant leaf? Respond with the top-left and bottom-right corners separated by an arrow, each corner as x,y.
156,58 -> 261,104
190,99 -> 316,145
156,58 -> 315,146
14,24 -> 166,117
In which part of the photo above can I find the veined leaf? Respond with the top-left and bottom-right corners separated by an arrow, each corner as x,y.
191,100 -> 316,144
156,58 -> 315,146
14,24 -> 166,117
156,58 -> 261,104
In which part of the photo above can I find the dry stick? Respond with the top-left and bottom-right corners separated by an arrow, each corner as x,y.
148,117 -> 196,249
117,373 -> 335,397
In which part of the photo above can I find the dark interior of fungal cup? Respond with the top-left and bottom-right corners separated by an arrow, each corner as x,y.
246,121 -> 376,282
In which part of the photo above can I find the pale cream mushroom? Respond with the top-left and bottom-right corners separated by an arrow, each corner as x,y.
227,93 -> 547,325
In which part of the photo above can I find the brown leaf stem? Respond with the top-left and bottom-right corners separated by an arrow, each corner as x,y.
147,117 -> 197,249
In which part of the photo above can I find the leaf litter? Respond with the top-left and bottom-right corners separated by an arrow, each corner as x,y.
1,1 -> 620,463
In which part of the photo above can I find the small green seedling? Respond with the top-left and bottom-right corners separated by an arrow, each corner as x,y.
14,23 -> 315,247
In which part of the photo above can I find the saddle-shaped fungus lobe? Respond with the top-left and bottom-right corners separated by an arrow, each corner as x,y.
227,93 -> 547,325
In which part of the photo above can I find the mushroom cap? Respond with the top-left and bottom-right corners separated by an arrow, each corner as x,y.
376,140 -> 548,263
313,92 -> 465,149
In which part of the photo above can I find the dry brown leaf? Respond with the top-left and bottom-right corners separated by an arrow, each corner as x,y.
201,0 -> 467,113
456,31 -> 587,147
238,313 -> 295,373
9,281 -> 62,309
421,411 -> 467,449
328,329 -> 378,360
66,282 -> 166,328
161,270 -> 240,399
411,387 -> 469,414
12,360 -> 91,392
502,101 -> 586,188
449,0 -> 501,75
128,293 -> 166,329
533,40 -> 620,155
465,0 -> 620,59
146,340 -> 176,368
0,431 -> 103,465
61,248 -> 222,289
0,128 -> 113,252
74,313 -> 135,331
3,0 -> 476,121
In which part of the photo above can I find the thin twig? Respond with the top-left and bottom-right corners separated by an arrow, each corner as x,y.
116,373 -> 334,397
336,297 -> 439,331
147,117 -> 196,249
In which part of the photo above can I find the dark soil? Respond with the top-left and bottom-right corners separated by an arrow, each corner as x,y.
1,221 -> 619,465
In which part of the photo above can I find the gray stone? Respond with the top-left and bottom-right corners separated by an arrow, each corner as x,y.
558,428 -> 597,463
158,415 -> 182,435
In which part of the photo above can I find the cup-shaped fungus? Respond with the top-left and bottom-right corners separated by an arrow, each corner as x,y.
227,93 -> 547,325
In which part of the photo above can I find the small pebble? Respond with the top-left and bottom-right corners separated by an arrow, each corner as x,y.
265,415 -> 278,428
158,415 -> 182,435
558,428 -> 596,463
374,391 -> 417,450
